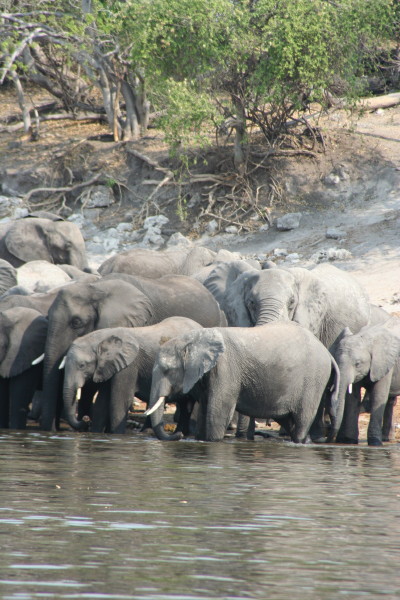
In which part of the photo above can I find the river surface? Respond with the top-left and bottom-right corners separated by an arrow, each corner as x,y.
0,431 -> 399,600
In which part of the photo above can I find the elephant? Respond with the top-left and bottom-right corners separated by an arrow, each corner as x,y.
62,317 -> 203,433
0,306 -> 48,429
145,321 -> 341,443
0,216 -> 89,270
40,274 -> 227,431
0,259 -> 17,296
331,318 -> 400,446
14,260 -> 98,294
203,262 -> 370,349
98,246 -> 217,278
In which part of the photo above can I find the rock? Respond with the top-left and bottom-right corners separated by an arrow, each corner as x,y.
225,225 -> 238,234
276,212 -> 302,231
326,227 -> 346,239
324,173 -> 341,186
207,219 -> 219,234
285,253 -> 301,263
311,247 -> 352,263
85,185 -> 115,208
259,223 -> 270,232
0,196 -> 27,220
273,248 -> 288,257
166,232 -> 193,247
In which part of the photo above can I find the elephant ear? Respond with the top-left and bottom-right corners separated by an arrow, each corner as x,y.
182,329 -> 225,394
93,333 -> 140,382
0,308 -> 48,378
5,219 -> 52,263
0,259 -> 17,295
292,269 -> 329,340
330,326 -> 353,355
92,280 -> 155,328
370,329 -> 400,382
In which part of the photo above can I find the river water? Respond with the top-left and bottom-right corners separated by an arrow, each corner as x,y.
0,431 -> 399,600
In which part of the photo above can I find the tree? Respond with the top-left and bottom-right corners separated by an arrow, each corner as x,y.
0,0 -> 149,139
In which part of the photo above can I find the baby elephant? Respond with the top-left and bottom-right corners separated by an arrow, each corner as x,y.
146,321 -> 340,443
332,318 -> 400,446
62,316 -> 203,433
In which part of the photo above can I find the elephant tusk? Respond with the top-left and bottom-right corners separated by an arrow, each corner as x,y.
76,387 -> 82,401
92,391 -> 99,404
31,353 -> 45,366
144,396 -> 166,416
59,356 -> 67,370
348,383 -> 353,394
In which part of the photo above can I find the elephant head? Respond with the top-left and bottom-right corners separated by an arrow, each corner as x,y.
41,278 -> 154,430
223,264 -> 370,348
62,328 -> 140,430
2,218 -> 88,270
333,323 -> 400,408
146,329 -> 226,441
0,307 -> 48,378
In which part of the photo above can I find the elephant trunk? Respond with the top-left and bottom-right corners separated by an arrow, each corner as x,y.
145,385 -> 183,442
331,361 -> 357,443
255,299 -> 287,326
63,385 -> 88,431
41,327 -> 78,430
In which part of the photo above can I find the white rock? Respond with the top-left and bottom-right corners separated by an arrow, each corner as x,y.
116,222 -> 132,232
285,253 -> 301,263
273,248 -> 288,257
259,223 -> 270,232
85,185 -> 115,208
324,173 -> 341,186
143,215 -> 169,230
276,212 -> 302,230
166,232 -> 193,247
207,219 -> 219,234
225,226 -> 238,234
326,227 -> 345,239
311,247 -> 352,263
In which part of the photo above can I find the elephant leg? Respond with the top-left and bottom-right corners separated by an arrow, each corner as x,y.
336,384 -> 362,444
309,395 -> 328,443
174,396 -> 197,436
382,396 -> 397,442
9,366 -> 42,430
108,370 -> 137,434
0,377 -> 10,428
236,413 -> 250,439
367,374 -> 392,446
90,381 -> 110,433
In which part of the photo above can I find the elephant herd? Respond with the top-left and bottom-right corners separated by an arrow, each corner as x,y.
0,213 -> 399,446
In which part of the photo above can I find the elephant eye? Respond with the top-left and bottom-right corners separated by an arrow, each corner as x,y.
70,316 -> 84,329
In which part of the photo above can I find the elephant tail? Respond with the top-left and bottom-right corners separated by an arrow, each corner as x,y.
327,355 -> 342,441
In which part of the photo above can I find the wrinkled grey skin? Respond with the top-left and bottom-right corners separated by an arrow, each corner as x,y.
0,217 -> 88,270
0,307 -> 48,429
99,246 -> 217,278
196,261 -> 259,308
331,318 -> 400,446
62,317 -> 203,433
209,263 -> 370,348
147,322 -> 340,443
0,259 -> 17,296
41,274 -> 226,431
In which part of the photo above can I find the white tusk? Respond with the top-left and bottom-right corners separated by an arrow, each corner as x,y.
348,383 -> 353,394
58,356 -> 67,370
144,396 -> 166,416
76,388 -> 82,401
92,391 -> 99,404
31,353 -> 45,366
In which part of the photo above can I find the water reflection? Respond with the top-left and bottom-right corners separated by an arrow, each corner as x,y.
0,431 -> 399,599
